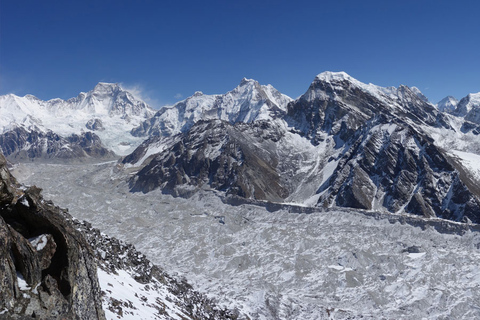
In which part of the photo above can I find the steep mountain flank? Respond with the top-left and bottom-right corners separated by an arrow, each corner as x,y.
76,219 -> 239,320
124,72 -> 480,223
451,93 -> 480,134
286,72 -> 450,146
127,120 -> 289,202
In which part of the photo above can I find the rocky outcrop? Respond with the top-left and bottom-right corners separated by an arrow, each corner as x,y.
86,118 -> 105,131
0,126 -> 115,161
0,153 -> 105,319
127,120 -> 289,202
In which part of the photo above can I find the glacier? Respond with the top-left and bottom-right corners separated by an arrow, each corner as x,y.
11,160 -> 480,319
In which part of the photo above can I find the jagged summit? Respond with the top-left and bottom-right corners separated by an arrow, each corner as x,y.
315,71 -> 352,82
130,77 -> 292,137
437,95 -> 458,112
410,86 -> 429,102
239,77 -> 257,85
305,71 -> 399,104
454,92 -> 480,117
311,72 -> 431,104
93,81 -> 121,90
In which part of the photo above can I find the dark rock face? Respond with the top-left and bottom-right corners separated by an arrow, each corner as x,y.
127,120 -> 289,202
317,123 -> 480,222
0,153 -> 105,319
286,76 -> 449,146
282,75 -> 480,222
86,118 -> 105,131
0,126 -> 114,161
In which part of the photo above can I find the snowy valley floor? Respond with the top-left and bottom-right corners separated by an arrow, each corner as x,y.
11,160 -> 480,319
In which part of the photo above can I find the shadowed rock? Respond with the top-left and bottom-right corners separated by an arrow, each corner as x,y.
0,153 -> 105,319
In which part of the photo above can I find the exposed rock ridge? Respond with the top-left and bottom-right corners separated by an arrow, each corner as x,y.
0,153 -> 105,319
0,126 -> 115,161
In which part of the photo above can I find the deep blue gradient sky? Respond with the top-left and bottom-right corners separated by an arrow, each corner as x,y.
1,0 -> 479,107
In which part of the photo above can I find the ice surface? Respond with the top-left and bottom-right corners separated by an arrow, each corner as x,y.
11,161 -> 480,319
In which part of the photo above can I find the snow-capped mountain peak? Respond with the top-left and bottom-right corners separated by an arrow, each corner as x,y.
301,72 -> 434,117
131,78 -> 293,137
455,92 -> 480,116
239,77 -> 257,85
92,81 -> 121,93
315,70 -> 354,83
0,83 -> 156,156
452,92 -> 480,126
306,71 -> 399,103
437,95 -> 458,112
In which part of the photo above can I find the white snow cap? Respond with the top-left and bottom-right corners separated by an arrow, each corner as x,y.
93,82 -> 120,89
468,92 -> 480,104
315,71 -> 353,82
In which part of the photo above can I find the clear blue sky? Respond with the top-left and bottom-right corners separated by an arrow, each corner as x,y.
1,0 -> 479,107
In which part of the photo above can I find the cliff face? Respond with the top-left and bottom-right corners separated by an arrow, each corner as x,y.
0,153 -> 105,320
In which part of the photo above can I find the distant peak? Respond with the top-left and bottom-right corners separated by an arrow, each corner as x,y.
24,94 -> 40,100
467,92 -> 480,100
437,95 -> 458,112
438,96 -> 458,104
93,82 -> 121,92
240,77 -> 257,86
96,82 -> 119,87
315,71 -> 353,82
193,91 -> 204,97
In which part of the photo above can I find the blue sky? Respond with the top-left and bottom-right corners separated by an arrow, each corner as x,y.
1,0 -> 479,107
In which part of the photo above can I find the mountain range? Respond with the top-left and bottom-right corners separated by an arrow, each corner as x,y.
0,82 -> 154,159
2,72 -> 480,223
2,71 -> 480,319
